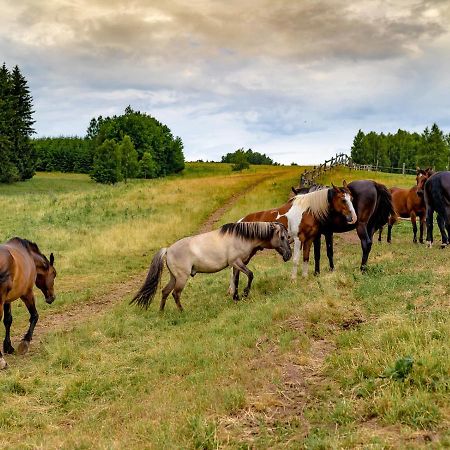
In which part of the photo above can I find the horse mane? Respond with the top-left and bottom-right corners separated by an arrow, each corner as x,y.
10,237 -> 49,267
220,222 -> 276,241
292,188 -> 330,222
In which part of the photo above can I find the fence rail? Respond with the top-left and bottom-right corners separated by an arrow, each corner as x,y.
300,153 -> 416,187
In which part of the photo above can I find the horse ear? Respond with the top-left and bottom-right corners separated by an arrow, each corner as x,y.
331,182 -> 340,192
50,253 -> 54,266
291,186 -> 298,195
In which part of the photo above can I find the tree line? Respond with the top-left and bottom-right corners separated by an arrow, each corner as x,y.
221,148 -> 277,171
350,124 -> 450,171
0,63 -> 35,182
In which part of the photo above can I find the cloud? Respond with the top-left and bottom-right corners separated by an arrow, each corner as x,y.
1,0 -> 450,163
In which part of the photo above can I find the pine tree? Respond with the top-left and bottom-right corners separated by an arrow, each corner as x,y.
10,65 -> 35,180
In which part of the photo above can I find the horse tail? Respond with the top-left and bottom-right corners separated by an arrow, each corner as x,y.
372,182 -> 395,231
130,248 -> 167,309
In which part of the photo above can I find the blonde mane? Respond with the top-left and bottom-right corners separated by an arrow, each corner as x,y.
292,189 -> 330,222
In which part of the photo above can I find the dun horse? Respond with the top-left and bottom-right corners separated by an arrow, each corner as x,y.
424,171 -> 450,248
237,184 -> 357,279
378,168 -> 432,244
0,238 -> 57,369
131,222 -> 292,311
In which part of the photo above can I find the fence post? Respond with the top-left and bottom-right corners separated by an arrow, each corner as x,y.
402,163 -> 405,175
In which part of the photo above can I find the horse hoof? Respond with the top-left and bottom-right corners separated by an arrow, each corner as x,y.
440,243 -> 448,249
413,239 -> 417,244
233,294 -> 240,302
17,340 -> 30,355
427,241 -> 433,248
0,358 -> 7,370
3,345 -> 14,354
419,240 -> 424,244
314,271 -> 320,277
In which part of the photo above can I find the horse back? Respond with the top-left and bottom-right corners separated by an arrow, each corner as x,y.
0,243 -> 36,301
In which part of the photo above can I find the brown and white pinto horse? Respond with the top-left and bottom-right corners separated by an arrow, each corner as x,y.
378,168 -> 433,244
0,238 -> 57,369
237,184 -> 357,280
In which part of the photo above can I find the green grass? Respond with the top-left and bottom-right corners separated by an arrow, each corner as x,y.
0,164 -> 448,449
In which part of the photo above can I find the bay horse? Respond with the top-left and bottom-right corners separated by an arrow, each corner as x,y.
131,222 -> 292,311
424,171 -> 450,248
378,169 -> 432,244
237,184 -> 357,280
309,180 -> 393,274
0,237 -> 57,369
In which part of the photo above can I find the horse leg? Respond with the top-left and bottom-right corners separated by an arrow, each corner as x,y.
387,216 -> 395,244
356,222 -> 372,272
0,302 -> 6,369
426,206 -> 434,247
18,292 -> 39,355
378,226 -> 383,242
231,268 -> 240,300
291,237 -> 301,280
436,214 -> 448,248
325,232 -> 334,271
3,302 -> 14,354
232,260 -> 253,299
313,235 -> 321,275
160,273 -> 176,311
419,214 -> 425,244
171,275 -> 188,312
302,239 -> 313,278
410,212 -> 418,243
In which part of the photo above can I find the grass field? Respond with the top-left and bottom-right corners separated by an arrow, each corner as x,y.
0,164 -> 448,449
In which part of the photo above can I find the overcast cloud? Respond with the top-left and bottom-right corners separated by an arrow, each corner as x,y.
1,0 -> 450,163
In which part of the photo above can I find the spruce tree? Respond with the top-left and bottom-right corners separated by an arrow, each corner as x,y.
10,65 -> 36,180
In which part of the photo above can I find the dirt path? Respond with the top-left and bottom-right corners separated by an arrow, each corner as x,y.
31,174 -> 273,339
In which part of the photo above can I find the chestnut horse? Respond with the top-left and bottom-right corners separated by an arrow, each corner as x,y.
424,171 -> 450,248
237,184 -> 357,280
0,237 -> 57,369
131,222 -> 291,311
378,168 -> 432,244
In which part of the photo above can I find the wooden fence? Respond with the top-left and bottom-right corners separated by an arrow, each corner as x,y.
299,153 -> 416,187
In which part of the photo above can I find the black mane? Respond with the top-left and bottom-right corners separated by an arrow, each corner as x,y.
220,222 -> 276,241
9,237 -> 49,266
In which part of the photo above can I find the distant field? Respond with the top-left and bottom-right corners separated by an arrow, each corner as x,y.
0,164 -> 448,449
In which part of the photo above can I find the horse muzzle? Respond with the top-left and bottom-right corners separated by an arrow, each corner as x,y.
46,295 -> 56,304
347,214 -> 357,224
283,250 -> 292,262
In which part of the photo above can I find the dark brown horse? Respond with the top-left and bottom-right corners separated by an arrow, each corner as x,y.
0,238 -> 56,369
424,171 -> 450,248
310,180 -> 393,274
378,169 -> 432,244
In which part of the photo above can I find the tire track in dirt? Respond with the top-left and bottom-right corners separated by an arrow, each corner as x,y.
30,174 -> 275,339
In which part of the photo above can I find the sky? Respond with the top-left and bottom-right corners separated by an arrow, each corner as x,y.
1,0 -> 450,164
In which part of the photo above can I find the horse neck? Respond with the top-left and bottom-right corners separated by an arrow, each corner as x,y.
29,250 -> 48,273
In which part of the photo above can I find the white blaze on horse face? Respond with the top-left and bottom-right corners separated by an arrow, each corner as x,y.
345,194 -> 357,224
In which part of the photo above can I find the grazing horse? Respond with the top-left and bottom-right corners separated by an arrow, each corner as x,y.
311,180 -> 393,274
0,238 -> 57,369
424,171 -> 450,248
378,169 -> 432,244
236,184 -> 357,280
131,222 -> 292,311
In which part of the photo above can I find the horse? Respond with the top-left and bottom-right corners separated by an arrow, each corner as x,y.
236,183 -> 357,280
131,222 -> 292,311
0,237 -> 57,369
424,171 -> 450,248
378,169 -> 432,244
309,180 -> 393,274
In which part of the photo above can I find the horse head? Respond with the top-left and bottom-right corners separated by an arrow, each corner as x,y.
330,181 -> 357,224
271,223 -> 292,262
416,167 -> 433,197
35,252 -> 57,304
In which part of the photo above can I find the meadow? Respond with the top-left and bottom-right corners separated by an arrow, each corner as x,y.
0,164 -> 448,449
